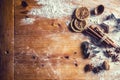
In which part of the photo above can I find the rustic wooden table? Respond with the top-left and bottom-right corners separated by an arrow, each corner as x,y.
1,0 -> 120,80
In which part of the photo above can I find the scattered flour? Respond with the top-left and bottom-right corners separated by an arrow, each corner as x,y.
86,7 -> 120,80
19,0 -> 120,79
89,27 -> 120,80
21,0 -> 80,24
21,18 -> 35,25
28,0 -> 80,19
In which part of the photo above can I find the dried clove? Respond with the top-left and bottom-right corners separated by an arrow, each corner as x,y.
84,64 -> 94,72
104,50 -> 113,58
92,65 -> 104,74
115,47 -> 120,53
92,62 -> 109,74
97,66 -> 104,70
111,54 -> 119,62
84,61 -> 110,74
92,67 -> 100,73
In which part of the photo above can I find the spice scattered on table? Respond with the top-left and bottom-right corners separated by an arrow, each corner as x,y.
84,64 -> 94,72
70,5 -> 120,75
64,56 -> 69,59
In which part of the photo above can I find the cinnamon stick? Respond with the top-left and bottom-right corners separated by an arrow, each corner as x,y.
86,25 -> 117,48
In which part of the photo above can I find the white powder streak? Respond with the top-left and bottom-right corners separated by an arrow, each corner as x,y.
28,0 -> 80,18
21,18 -> 35,25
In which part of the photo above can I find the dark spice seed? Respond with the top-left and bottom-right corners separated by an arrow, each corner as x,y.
74,52 -> 77,54
32,55 -> 36,59
41,64 -> 44,67
92,67 -> 100,73
115,47 -> 120,53
111,55 -> 119,62
104,50 -> 113,58
74,63 -> 78,67
64,56 -> 69,59
97,66 -> 104,70
84,64 -> 94,72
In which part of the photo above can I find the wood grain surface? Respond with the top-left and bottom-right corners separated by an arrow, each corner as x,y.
1,0 -> 120,80
14,0 -> 120,80
14,0 -> 90,80
0,0 -> 14,80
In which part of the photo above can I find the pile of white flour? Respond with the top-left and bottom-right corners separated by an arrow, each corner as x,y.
28,0 -> 79,18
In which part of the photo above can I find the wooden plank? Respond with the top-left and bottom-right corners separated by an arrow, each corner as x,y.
0,0 -> 14,80
14,0 -> 120,80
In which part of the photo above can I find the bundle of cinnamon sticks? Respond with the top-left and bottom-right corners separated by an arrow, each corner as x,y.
85,25 -> 117,48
